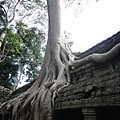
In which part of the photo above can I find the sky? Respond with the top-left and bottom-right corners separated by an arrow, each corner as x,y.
61,0 -> 120,52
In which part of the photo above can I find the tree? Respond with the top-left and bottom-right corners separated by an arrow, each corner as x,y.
0,0 -> 46,89
0,55 -> 19,90
14,22 -> 45,89
0,0 -> 20,47
1,0 -> 120,120
0,0 -> 47,47
0,20 -> 24,89
0,22 -> 45,90
0,27 -> 23,90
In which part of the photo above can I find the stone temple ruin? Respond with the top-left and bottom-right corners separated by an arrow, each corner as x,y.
54,31 -> 120,120
1,31 -> 120,120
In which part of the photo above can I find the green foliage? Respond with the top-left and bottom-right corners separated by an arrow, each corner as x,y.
68,41 -> 73,47
0,27 -> 23,90
3,27 -> 23,54
64,31 -> 73,47
0,22 -> 45,89
16,22 -> 45,82
0,57 -> 18,90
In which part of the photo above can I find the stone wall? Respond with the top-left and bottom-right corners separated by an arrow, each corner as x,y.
55,31 -> 120,110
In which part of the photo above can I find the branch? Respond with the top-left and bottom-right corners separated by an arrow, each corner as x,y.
8,0 -> 20,23
0,4 -> 8,23
18,7 -> 37,22
19,12 -> 32,22
6,1 -> 11,16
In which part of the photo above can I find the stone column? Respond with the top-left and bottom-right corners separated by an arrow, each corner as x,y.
82,107 -> 96,120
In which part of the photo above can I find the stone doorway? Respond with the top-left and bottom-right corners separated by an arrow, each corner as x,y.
54,108 -> 85,120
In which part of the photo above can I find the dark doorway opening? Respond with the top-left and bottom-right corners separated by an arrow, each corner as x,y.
4,114 -> 9,120
0,113 -> 9,120
96,107 -> 120,120
54,108 -> 84,120
0,114 -> 2,120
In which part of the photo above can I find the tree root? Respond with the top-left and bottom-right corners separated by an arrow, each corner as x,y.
71,43 -> 120,68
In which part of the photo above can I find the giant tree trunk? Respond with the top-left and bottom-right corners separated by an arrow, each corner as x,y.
0,0 -> 72,120
1,0 -> 120,120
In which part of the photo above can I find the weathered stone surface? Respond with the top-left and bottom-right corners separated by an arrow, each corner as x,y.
55,31 -> 120,109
